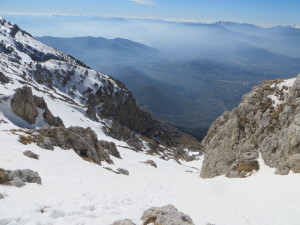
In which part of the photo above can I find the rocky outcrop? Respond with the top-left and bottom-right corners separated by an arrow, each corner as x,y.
141,205 -> 194,225
201,75 -> 300,178
10,86 -> 64,127
86,82 -> 191,148
10,86 -> 39,124
33,126 -> 118,165
0,168 -> 42,187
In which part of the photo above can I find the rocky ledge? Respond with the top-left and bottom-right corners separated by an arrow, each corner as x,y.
201,75 -> 300,178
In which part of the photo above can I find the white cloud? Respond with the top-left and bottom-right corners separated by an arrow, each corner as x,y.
130,0 -> 155,6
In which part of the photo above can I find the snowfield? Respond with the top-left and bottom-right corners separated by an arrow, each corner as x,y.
0,122 -> 300,225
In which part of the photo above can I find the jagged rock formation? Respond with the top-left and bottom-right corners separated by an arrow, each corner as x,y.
201,75 -> 300,178
10,86 -> 64,126
32,126 -> 118,165
0,168 -> 42,187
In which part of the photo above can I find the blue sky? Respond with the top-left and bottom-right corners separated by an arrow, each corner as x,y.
0,0 -> 299,26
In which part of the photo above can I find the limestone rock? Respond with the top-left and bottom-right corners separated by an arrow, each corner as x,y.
112,219 -> 136,225
141,204 -> 194,225
0,193 -> 4,199
23,150 -> 39,159
10,86 -> 38,124
201,75 -> 300,178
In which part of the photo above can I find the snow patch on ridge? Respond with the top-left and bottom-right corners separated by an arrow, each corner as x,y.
267,78 -> 296,107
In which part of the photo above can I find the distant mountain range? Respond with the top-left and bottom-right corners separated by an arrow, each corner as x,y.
35,20 -> 300,140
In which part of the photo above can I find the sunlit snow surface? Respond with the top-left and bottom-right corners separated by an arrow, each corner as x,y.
268,78 -> 296,107
0,114 -> 300,225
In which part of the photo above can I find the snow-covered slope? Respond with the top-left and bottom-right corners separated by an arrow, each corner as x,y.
1,17 -> 300,225
0,125 -> 300,225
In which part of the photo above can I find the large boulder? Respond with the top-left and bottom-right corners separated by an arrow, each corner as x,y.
141,205 -> 194,225
201,75 -> 300,178
10,86 -> 39,124
10,86 -> 64,127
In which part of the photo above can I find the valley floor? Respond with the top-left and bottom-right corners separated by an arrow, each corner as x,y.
0,127 -> 300,225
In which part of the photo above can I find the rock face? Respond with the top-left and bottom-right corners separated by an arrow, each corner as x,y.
33,126 -> 118,165
141,205 -> 194,225
201,75 -> 300,178
10,86 -> 64,127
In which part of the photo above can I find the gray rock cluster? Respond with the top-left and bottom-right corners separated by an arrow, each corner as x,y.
201,75 -> 300,178
10,86 -> 64,127
0,168 -> 42,188
111,204 -> 194,225
33,126 -> 119,165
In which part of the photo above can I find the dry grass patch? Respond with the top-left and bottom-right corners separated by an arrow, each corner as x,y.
236,161 -> 260,172
18,135 -> 33,145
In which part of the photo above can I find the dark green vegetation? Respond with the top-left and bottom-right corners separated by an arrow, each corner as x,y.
37,31 -> 300,141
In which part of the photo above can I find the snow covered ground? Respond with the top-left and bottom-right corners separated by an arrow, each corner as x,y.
1,122 -> 300,225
